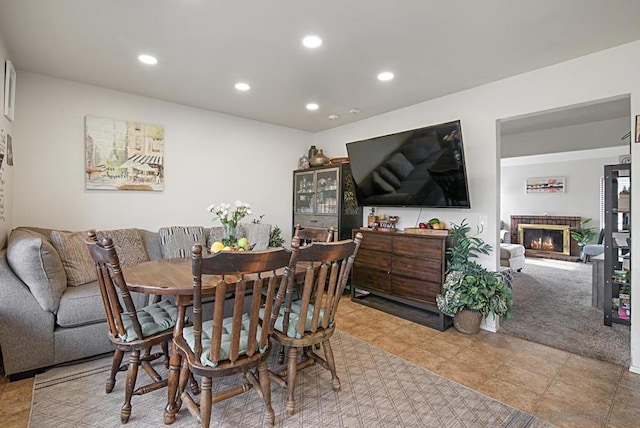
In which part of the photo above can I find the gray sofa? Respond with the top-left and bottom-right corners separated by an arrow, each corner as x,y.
0,223 -> 271,379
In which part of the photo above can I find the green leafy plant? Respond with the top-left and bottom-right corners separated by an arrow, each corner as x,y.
268,225 -> 285,248
570,217 -> 597,248
436,219 -> 512,319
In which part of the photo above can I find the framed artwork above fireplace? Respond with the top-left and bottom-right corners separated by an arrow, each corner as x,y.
525,176 -> 565,193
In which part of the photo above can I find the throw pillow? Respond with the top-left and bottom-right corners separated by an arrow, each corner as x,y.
7,228 -> 67,312
385,152 -> 415,180
159,226 -> 206,259
239,223 -> 271,250
97,228 -> 149,268
372,171 -> 395,194
376,166 -> 402,188
49,230 -> 98,287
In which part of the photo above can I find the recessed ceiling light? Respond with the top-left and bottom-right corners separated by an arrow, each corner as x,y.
138,54 -> 158,65
306,103 -> 319,111
377,71 -> 394,81
235,82 -> 250,91
302,35 -> 323,48
328,114 -> 339,120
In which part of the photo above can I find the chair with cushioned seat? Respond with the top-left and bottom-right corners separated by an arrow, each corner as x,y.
86,230 -> 195,423
171,244 -> 295,428
266,233 -> 362,416
583,229 -> 605,262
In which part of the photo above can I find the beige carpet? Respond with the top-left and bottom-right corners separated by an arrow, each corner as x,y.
30,331 -> 550,427
500,258 -> 630,367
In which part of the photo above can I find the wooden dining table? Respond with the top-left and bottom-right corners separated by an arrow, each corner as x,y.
122,256 -> 306,424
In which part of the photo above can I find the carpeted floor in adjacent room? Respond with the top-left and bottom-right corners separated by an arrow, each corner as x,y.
500,258 -> 630,367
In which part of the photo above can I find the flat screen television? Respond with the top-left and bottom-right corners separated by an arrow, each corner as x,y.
345,120 -> 470,208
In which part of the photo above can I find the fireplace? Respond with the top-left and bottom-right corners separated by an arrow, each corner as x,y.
518,224 -> 570,256
510,215 -> 581,261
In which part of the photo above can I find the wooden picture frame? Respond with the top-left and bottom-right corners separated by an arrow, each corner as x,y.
526,176 -> 565,194
3,60 -> 16,122
635,114 -> 640,143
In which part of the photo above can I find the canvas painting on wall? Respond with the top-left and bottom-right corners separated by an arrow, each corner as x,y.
526,176 -> 565,193
85,115 -> 164,191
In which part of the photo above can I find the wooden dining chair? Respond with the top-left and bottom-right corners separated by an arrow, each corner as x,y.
86,230 -> 193,423
294,223 -> 335,246
171,245 -> 295,428
267,232 -> 362,415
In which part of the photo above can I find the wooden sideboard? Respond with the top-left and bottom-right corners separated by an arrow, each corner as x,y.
350,228 -> 451,331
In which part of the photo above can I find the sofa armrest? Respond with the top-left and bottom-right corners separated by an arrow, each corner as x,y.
0,250 -> 55,376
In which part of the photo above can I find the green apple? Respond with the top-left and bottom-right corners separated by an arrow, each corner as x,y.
237,237 -> 249,248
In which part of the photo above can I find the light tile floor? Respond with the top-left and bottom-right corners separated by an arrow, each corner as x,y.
1,298 -> 638,427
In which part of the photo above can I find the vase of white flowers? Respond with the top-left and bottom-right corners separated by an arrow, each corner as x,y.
207,201 -> 252,246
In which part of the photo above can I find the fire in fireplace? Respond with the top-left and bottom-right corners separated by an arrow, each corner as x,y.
517,224 -> 570,256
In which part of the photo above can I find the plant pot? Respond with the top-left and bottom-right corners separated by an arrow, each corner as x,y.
453,309 -> 483,334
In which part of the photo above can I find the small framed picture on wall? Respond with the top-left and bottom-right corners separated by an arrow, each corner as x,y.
635,114 -> 640,143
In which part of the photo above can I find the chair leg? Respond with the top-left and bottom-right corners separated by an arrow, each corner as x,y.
162,341 -> 170,368
258,360 -> 275,426
189,372 -> 200,395
200,377 -> 213,428
107,349 -> 125,393
277,343 -> 286,364
286,347 -> 298,415
322,340 -> 341,391
122,350 -> 140,423
175,361 -> 191,413
163,347 -> 182,425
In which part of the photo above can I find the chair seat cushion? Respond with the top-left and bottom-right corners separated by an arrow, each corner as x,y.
120,300 -> 178,342
183,314 -> 265,367
261,301 -> 327,339
583,244 -> 605,257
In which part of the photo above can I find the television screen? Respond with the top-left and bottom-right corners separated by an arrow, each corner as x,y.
345,120 -> 470,208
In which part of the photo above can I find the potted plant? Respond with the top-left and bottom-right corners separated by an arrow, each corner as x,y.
436,219 -> 513,334
570,217 -> 597,251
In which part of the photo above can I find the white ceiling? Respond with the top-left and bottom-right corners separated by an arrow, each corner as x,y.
1,0 -> 640,133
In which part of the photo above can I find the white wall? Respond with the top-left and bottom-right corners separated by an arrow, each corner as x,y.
501,147 -> 628,232
0,33 -> 14,249
13,72 -> 313,236
502,117 -> 630,158
315,40 -> 640,371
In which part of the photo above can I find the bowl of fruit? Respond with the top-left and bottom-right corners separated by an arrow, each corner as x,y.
210,237 -> 254,254
419,218 -> 447,230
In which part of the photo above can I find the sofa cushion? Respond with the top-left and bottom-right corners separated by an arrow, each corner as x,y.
56,281 -> 106,327
158,226 -> 206,259
385,152 -> 415,180
56,281 -> 149,328
7,229 -> 67,313
97,228 -> 149,268
500,243 -> 525,259
49,230 -> 97,287
260,301 -> 326,339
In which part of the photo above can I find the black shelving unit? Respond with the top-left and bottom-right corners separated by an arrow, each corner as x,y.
603,163 -> 631,327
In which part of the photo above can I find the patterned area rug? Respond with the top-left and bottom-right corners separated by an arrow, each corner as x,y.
30,331 -> 549,427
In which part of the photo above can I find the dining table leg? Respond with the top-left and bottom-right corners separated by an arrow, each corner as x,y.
164,305 -> 186,424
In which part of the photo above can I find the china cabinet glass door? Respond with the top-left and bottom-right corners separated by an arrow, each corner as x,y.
294,171 -> 315,214
315,168 -> 339,214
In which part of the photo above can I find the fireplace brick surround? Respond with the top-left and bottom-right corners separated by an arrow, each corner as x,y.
510,215 -> 581,261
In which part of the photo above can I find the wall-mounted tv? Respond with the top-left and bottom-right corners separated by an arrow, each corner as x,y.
345,120 -> 470,208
